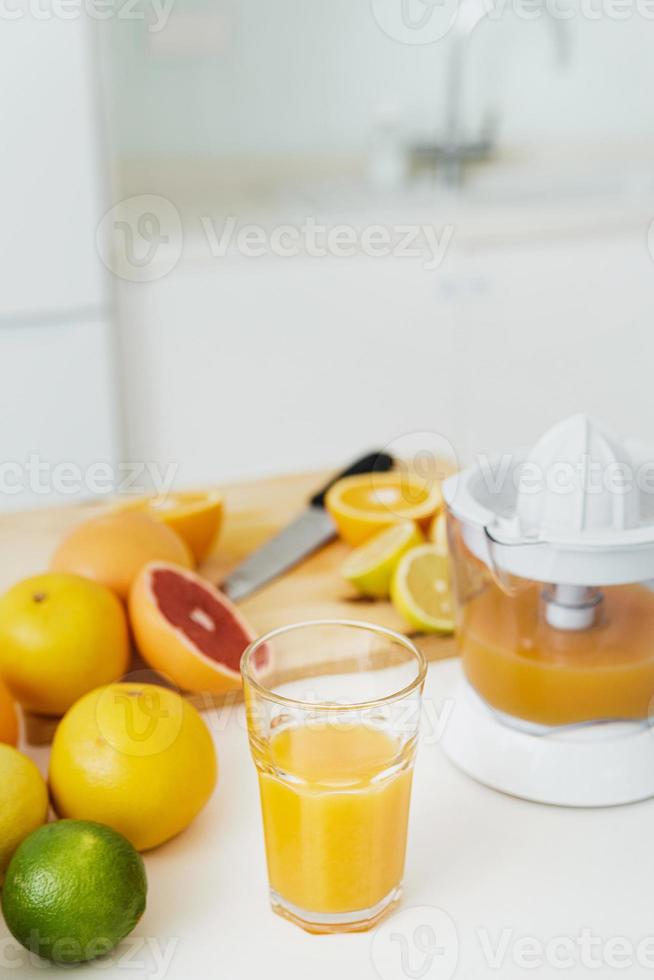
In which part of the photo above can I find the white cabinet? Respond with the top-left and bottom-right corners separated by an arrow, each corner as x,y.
117,227 -> 654,484
118,255 -> 459,485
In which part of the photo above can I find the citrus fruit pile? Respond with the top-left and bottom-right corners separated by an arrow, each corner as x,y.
0,488 -> 250,964
328,470 -> 455,634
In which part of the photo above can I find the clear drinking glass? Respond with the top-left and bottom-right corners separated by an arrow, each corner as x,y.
241,619 -> 426,934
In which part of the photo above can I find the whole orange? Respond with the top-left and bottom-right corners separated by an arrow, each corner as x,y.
51,510 -> 193,600
0,677 -> 18,746
0,573 -> 129,716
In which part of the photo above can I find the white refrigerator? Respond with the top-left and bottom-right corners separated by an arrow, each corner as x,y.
0,8 -> 119,509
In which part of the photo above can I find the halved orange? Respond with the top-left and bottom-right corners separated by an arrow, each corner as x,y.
326,471 -> 442,546
118,491 -> 223,563
129,562 -> 268,695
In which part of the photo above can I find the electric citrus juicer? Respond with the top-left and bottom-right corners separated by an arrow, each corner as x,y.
440,414 -> 654,806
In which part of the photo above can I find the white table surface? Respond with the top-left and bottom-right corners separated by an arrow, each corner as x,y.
3,658 -> 654,980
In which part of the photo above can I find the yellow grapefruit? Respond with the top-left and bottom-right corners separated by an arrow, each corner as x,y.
51,510 -> 193,600
49,683 -> 217,851
0,573 -> 129,716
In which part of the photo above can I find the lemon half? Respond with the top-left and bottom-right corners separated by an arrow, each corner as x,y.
391,544 -> 455,634
341,521 -> 424,598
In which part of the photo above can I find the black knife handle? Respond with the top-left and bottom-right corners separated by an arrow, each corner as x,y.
310,451 -> 394,509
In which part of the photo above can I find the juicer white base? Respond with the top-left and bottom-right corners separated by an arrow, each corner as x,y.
440,671 -> 654,807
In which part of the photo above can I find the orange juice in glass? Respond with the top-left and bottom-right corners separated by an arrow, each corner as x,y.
241,620 -> 426,934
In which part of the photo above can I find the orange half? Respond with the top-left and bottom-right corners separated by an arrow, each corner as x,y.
0,677 -> 18,746
118,491 -> 224,564
325,471 -> 442,546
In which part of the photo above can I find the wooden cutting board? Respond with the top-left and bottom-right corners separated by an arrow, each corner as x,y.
0,468 -> 458,741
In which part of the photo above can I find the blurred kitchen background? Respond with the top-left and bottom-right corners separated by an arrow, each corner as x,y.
2,0 -> 654,508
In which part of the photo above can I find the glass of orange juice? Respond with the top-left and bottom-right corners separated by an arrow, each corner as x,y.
241,619 -> 426,935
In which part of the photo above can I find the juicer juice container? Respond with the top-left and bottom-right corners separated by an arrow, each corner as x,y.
440,414 -> 654,806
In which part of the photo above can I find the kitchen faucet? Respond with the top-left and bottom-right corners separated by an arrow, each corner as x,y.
413,0 -> 570,187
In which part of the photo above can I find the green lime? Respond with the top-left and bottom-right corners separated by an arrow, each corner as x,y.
1,819 -> 147,965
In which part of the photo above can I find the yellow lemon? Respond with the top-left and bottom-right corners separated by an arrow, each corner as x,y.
0,744 -> 49,879
341,521 -> 424,598
391,545 -> 455,634
0,573 -> 129,717
49,683 -> 217,851
428,510 -> 449,556
326,472 -> 441,546
118,491 -> 224,564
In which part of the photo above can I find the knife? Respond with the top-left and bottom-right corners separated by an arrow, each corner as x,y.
221,451 -> 394,602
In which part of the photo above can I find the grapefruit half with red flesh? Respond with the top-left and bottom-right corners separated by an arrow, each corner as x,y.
129,562 -> 268,694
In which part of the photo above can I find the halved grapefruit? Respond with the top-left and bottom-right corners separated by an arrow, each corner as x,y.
129,562 -> 268,694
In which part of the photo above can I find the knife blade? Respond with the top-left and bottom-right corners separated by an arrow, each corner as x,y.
221,451 -> 394,602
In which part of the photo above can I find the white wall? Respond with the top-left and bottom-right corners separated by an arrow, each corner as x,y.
107,0 -> 654,160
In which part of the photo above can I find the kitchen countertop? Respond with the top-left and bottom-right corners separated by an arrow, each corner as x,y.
0,469 -> 457,664
2,471 -> 653,978
5,658 -> 654,979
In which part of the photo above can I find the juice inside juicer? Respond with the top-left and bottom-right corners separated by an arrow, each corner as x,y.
444,414 -> 654,728
448,529 -> 654,726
